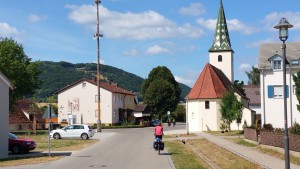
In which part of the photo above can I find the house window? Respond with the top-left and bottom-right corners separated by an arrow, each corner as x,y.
273,60 -> 282,70
82,82 -> 86,88
218,55 -> 222,62
205,101 -> 210,109
95,95 -> 100,102
268,85 -> 289,98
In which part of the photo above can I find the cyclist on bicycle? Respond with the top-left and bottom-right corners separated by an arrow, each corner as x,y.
154,122 -> 164,140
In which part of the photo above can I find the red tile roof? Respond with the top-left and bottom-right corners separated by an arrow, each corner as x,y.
56,78 -> 135,96
186,63 -> 246,100
244,85 -> 261,106
9,99 -> 44,124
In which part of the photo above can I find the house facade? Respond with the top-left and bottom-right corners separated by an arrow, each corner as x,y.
186,0 -> 254,133
57,79 -> 136,126
259,42 -> 300,128
0,71 -> 14,159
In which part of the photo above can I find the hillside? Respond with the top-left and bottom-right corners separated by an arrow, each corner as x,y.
35,61 -> 191,101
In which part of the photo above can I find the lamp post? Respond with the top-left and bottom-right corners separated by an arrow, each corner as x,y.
94,0 -> 103,133
274,17 -> 293,169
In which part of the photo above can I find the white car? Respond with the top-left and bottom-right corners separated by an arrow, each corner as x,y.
50,124 -> 94,139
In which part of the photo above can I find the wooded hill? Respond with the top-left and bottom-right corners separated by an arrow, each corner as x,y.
35,61 -> 191,101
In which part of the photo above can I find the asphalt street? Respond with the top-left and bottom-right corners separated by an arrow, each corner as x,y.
3,124 -> 186,169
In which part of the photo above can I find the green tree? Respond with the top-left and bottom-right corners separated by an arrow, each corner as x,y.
220,91 -> 243,131
293,71 -> 300,112
246,66 -> 260,85
141,66 -> 181,119
234,80 -> 245,96
173,104 -> 186,122
0,38 -> 41,107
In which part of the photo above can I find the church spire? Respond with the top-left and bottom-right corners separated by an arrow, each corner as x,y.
209,0 -> 233,52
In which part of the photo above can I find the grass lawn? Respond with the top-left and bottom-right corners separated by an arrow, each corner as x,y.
166,138 -> 262,169
0,133 -> 98,166
206,130 -> 243,136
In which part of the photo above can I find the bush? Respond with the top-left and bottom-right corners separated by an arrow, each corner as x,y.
262,123 -> 274,131
289,122 -> 300,135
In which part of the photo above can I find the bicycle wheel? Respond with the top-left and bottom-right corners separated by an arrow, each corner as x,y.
158,142 -> 160,155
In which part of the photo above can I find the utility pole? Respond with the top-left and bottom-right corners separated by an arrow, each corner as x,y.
94,0 -> 102,133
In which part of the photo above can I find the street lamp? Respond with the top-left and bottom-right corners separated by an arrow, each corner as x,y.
274,17 -> 293,169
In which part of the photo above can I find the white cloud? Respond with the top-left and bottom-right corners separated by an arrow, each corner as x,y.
0,22 -> 21,38
264,12 -> 300,31
146,45 -> 169,55
67,4 -> 204,40
123,49 -> 139,56
28,14 -> 46,23
175,70 -> 199,87
179,3 -> 206,16
239,63 -> 251,72
246,38 -> 274,48
196,18 -> 258,35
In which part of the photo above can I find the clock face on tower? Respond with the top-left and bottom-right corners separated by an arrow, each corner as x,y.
68,97 -> 79,112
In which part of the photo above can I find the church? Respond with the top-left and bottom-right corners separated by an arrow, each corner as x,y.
185,0 -> 255,132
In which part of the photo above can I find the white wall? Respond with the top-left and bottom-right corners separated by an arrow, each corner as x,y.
0,79 -> 9,158
187,98 -> 254,132
58,81 -> 113,125
261,70 -> 300,128
209,51 -> 234,82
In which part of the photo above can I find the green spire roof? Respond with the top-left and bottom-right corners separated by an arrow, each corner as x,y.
209,0 -> 233,52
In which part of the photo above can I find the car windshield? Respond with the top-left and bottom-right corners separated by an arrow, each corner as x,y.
9,133 -> 18,139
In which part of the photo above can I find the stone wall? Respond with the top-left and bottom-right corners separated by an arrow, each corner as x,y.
244,128 -> 258,141
260,131 -> 300,152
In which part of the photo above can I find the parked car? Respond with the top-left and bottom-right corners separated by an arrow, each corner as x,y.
9,133 -> 36,154
50,124 -> 94,139
150,119 -> 161,126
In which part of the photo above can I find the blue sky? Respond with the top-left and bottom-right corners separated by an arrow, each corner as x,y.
0,0 -> 300,87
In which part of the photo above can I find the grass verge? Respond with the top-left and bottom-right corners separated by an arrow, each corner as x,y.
165,140 -> 208,169
0,133 -> 98,166
166,138 -> 262,169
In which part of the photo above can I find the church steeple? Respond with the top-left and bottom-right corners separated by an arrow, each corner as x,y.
209,0 -> 232,52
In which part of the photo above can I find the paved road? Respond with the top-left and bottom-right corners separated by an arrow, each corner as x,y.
4,125 -> 185,169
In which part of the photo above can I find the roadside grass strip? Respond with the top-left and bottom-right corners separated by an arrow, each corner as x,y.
166,138 -> 262,169
165,140 -> 208,169
0,156 -> 61,167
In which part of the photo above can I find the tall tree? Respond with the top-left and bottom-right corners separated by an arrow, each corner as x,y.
245,66 -> 260,85
141,66 -> 181,119
29,97 -> 40,134
173,104 -> 186,122
234,80 -> 245,96
220,91 -> 243,131
293,71 -> 300,112
0,38 -> 41,107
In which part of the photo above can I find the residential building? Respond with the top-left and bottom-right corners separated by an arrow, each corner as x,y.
244,85 -> 261,127
186,0 -> 254,132
259,42 -> 300,128
57,79 -> 136,126
0,71 -> 14,159
9,99 -> 45,131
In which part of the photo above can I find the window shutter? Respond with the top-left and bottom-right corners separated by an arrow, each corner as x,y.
286,85 -> 289,98
268,85 -> 274,98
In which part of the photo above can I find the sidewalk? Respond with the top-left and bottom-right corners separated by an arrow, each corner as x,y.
196,132 -> 300,169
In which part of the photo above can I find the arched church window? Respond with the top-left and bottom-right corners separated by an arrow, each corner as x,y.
218,55 -> 222,62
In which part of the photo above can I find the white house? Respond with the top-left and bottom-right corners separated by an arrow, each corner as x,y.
57,79 -> 136,126
259,42 -> 300,128
186,0 -> 255,133
0,71 -> 14,159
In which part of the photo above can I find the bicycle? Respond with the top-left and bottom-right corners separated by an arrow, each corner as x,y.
154,137 -> 164,155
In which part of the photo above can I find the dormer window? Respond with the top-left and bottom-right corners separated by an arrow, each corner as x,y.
273,60 -> 282,70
